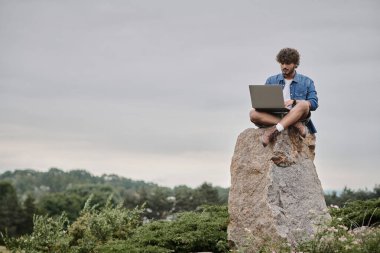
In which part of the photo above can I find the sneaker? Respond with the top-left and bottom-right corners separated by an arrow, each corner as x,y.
293,121 -> 308,138
261,126 -> 279,147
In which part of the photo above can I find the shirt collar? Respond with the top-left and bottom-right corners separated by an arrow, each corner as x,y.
281,71 -> 299,83
293,72 -> 300,83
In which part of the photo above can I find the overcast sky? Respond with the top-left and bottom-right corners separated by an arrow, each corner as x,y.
1,0 -> 379,190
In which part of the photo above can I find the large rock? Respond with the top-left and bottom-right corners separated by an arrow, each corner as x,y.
227,128 -> 330,251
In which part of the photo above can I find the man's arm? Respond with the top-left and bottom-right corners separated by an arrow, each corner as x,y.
306,80 -> 318,111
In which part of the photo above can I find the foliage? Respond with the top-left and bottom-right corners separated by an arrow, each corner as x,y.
3,168 -> 380,253
329,198 -> 380,228
2,203 -> 228,253
0,182 -> 23,239
215,186 -> 229,204
122,182 -> 223,219
96,243 -> 173,253
0,168 -> 154,197
2,195 -> 145,253
144,186 -> 174,219
194,183 -> 221,206
3,197 -> 380,253
3,213 -> 70,253
69,195 -> 144,252
0,168 -> 229,223
18,194 -> 36,235
37,192 -> 84,221
38,184 -> 120,221
96,205 -> 229,253
0,182 -> 36,242
325,185 -> 380,207
296,216 -> 380,253
172,185 -> 195,212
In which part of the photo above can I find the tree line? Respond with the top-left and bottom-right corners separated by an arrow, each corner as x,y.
0,168 -> 228,240
324,185 -> 380,207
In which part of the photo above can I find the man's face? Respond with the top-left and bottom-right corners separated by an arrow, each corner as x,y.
280,63 -> 297,78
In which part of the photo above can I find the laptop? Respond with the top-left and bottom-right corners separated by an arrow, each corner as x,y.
249,85 -> 289,113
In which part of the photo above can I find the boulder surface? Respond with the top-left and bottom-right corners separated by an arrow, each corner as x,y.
228,128 -> 329,251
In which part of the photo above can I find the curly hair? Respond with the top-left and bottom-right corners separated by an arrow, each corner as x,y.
276,48 -> 300,66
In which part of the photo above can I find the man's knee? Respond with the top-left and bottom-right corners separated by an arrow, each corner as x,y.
295,100 -> 310,113
293,100 -> 310,119
249,108 -> 260,123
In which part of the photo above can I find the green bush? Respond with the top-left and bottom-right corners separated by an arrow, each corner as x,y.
96,205 -> 229,253
296,219 -> 380,253
2,195 -> 144,253
3,196 -> 228,253
325,185 -> 380,207
96,242 -> 172,253
297,198 -> 380,253
329,198 -> 380,228
2,213 -> 70,253
69,195 -> 144,252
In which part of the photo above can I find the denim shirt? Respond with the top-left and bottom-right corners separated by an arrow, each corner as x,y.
265,72 -> 319,134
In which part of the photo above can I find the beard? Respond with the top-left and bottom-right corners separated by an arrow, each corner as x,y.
282,67 -> 295,78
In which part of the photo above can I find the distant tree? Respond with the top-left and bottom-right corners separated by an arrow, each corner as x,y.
325,185 -> 380,207
145,187 -> 173,219
173,185 -> 196,212
123,189 -> 142,209
194,182 -> 219,207
42,168 -> 67,192
38,184 -> 119,221
18,194 -> 36,235
0,181 -> 23,239
68,170 -> 96,183
0,169 -> 232,222
38,193 -> 83,221
373,184 -> 380,197
0,169 -> 162,204
215,186 -> 229,204
0,169 -> 39,195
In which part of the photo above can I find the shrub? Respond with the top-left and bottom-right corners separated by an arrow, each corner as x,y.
96,242 -> 172,253
2,213 -> 70,253
69,195 -> 144,252
2,195 -> 144,253
329,198 -> 380,228
296,219 -> 380,253
96,205 -> 229,253
272,200 -> 380,253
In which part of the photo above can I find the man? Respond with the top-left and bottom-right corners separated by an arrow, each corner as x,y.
250,48 -> 318,147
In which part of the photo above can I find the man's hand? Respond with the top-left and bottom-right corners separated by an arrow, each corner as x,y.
284,99 -> 294,108
285,99 -> 312,109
